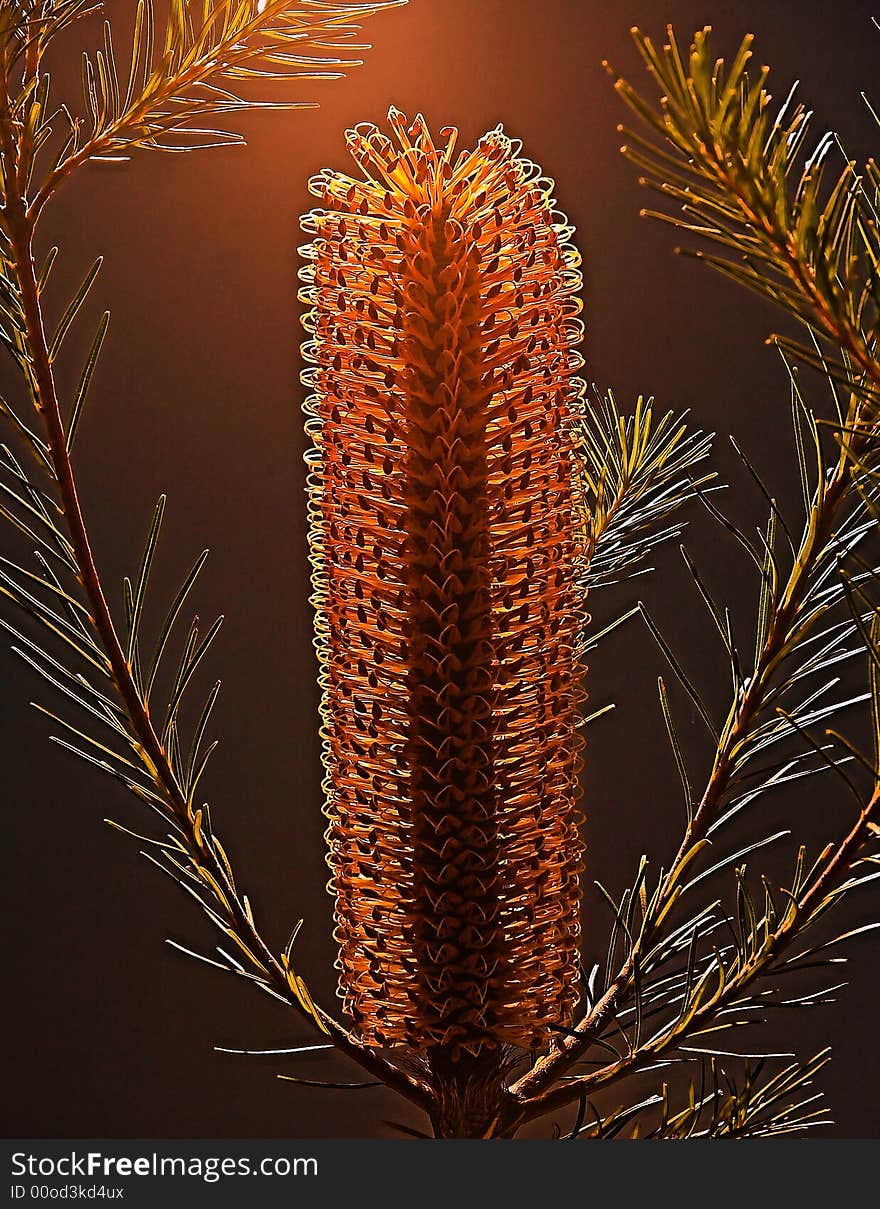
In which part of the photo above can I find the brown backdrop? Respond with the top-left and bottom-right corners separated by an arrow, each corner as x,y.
3,0 -> 879,1138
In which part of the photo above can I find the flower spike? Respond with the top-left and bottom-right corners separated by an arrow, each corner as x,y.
300,109 -> 587,1054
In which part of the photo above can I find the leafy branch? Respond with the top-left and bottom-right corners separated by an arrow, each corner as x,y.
521,766 -> 880,1122
609,24 -> 880,404
507,382 -> 880,1125
0,0 -> 431,1111
576,391 -> 714,596
16,1 -> 406,215
500,26 -> 880,1136
571,1049 -> 832,1138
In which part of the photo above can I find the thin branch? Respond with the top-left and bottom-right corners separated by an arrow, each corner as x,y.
518,784 -> 879,1120
0,4 -> 430,1114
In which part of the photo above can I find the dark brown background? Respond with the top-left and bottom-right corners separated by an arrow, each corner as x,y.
3,0 -> 879,1138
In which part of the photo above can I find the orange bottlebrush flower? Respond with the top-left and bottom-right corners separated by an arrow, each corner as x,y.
299,108 -> 587,1055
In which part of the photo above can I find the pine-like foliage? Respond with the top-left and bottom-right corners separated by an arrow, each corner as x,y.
612,24 -> 879,405
300,110 -> 586,1054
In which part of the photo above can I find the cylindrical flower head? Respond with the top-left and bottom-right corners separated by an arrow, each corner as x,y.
299,108 -> 587,1054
